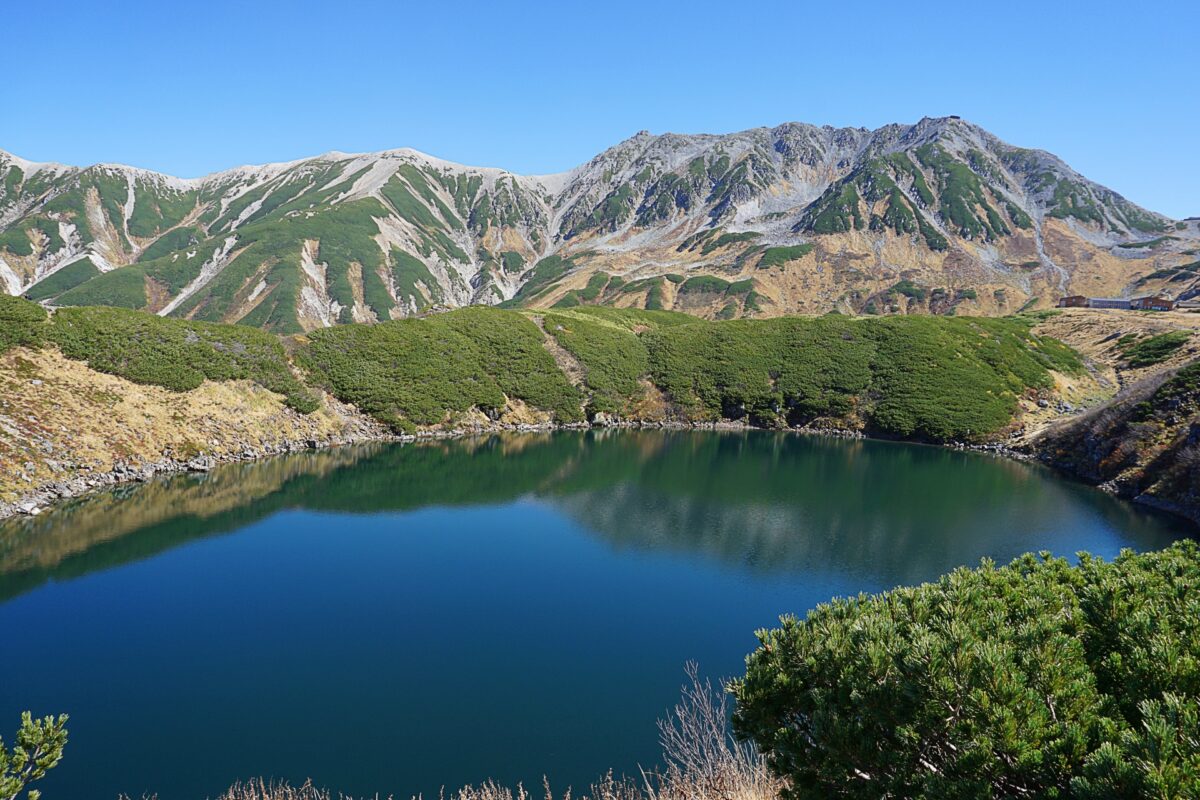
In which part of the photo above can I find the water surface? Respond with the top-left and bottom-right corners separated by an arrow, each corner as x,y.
0,431 -> 1191,799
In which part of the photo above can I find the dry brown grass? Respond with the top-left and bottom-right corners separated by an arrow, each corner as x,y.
0,347 -> 383,503
134,665 -> 782,800
219,780 -> 343,800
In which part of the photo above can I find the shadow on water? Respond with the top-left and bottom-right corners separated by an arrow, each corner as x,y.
0,430 -> 1192,601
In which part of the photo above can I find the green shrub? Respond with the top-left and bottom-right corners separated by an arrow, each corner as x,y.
551,292 -> 581,308
734,541 -> 1200,800
1,711 -> 69,800
2,293 -> 1081,442
916,144 -> 1009,240
127,185 -> 197,238
299,307 -> 581,428
1117,236 -> 1174,250
645,280 -> 665,310
543,311 -> 650,414
889,279 -> 926,300
0,295 -> 48,354
757,245 -> 813,269
715,300 -> 740,320
499,251 -> 525,273
577,272 -> 611,301
0,218 -> 64,258
53,265 -> 149,309
678,275 -> 732,294
391,248 -> 442,308
866,317 -> 1021,438
1119,331 -> 1192,367
0,226 -> 33,256
644,316 -> 875,425
641,315 -> 1077,439
24,258 -> 102,302
802,182 -> 864,234
47,307 -> 317,412
501,255 -> 575,306
698,231 -> 760,255
565,306 -> 695,331
136,226 -> 202,262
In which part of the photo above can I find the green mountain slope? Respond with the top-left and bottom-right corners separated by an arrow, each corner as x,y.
2,117 -> 1193,330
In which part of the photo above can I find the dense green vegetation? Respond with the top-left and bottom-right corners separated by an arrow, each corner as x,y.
542,310 -> 652,414
1046,177 -> 1106,225
390,248 -> 442,308
916,144 -> 1010,241
127,184 -> 196,238
889,279 -> 926,301
551,305 -> 695,331
1135,360 -> 1200,422
0,296 -> 48,354
795,156 -> 951,250
734,541 -> 1200,799
0,218 -> 63,258
551,273 -> 616,309
801,182 -> 864,234
499,251 -> 525,273
24,258 -> 102,302
2,293 -> 1084,442
641,315 -> 1079,440
677,275 -> 750,296
53,264 -> 151,309
702,231 -> 760,254
136,226 -> 202,262
500,254 -> 577,307
756,245 -> 813,269
677,229 -> 762,255
298,306 -> 582,430
1118,330 -> 1192,367
47,307 -> 317,411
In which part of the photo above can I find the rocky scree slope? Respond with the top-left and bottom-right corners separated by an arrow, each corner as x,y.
1036,358 -> 1200,523
2,117 -> 1195,330
1028,309 -> 1200,522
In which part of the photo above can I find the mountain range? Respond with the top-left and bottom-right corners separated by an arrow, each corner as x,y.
2,116 -> 1197,331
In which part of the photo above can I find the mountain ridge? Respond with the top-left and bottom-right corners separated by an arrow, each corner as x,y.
3,116 -> 1196,331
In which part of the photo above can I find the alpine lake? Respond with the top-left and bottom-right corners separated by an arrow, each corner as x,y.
0,430 -> 1192,799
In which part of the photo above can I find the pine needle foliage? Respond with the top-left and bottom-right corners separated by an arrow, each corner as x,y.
733,541 -> 1200,799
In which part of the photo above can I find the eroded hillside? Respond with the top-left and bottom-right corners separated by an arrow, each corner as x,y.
1029,309 -> 1200,521
3,118 -> 1196,330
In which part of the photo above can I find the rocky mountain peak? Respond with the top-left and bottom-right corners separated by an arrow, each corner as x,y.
1,118 -> 1192,331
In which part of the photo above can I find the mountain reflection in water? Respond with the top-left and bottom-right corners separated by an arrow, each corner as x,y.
0,430 -> 1188,602
0,430 -> 1193,800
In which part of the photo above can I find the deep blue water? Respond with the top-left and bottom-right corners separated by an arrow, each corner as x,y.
0,431 -> 1192,799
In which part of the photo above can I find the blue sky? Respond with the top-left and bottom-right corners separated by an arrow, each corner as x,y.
3,0 -> 1196,217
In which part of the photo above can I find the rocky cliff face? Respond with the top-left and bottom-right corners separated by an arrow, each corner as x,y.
1036,359 -> 1200,524
2,117 -> 1195,330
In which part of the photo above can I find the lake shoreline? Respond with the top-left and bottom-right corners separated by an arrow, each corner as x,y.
0,418 -> 751,519
9,414 -> 1165,526
18,413 -> 1186,799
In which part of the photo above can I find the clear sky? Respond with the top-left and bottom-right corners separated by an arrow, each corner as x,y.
3,0 -> 1196,217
